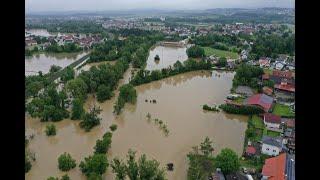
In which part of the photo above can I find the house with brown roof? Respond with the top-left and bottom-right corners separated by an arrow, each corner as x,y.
245,94 -> 274,112
263,113 -> 282,130
261,153 -> 286,180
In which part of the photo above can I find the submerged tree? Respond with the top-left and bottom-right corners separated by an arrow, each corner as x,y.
80,105 -> 102,131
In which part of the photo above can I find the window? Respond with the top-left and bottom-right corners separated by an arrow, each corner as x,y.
266,148 -> 269,151
273,150 -> 276,152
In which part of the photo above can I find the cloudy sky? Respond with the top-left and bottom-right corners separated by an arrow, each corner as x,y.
26,0 -> 294,12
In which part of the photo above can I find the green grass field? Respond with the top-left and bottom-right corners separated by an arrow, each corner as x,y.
203,47 -> 239,59
263,68 -> 273,75
272,104 -> 295,117
252,115 -> 265,129
263,128 -> 281,137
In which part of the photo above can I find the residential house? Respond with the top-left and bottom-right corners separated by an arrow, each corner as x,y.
263,113 -> 282,132
245,94 -> 274,112
274,61 -> 285,70
235,86 -> 254,97
261,136 -> 283,156
261,153 -> 295,180
274,82 -> 295,96
259,58 -> 271,68
269,70 -> 295,85
227,60 -> 236,69
262,86 -> 273,96
25,39 -> 37,46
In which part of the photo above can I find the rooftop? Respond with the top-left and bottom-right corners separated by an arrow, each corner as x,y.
262,135 -> 283,148
262,153 -> 286,180
246,94 -> 274,112
264,113 -> 281,124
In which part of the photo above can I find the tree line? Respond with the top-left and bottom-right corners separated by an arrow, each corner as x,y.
130,59 -> 212,86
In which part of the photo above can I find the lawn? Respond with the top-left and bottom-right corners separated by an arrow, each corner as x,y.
263,128 -> 281,137
233,97 -> 245,104
272,104 -> 295,117
263,68 -> 273,75
203,47 -> 239,59
251,115 -> 265,129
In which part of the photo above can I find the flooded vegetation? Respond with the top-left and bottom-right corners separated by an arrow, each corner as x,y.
145,45 -> 188,71
25,52 -> 88,76
26,69 -> 247,180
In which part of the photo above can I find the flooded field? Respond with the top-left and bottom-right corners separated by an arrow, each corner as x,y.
145,45 -> 188,71
25,52 -> 88,76
26,69 -> 248,180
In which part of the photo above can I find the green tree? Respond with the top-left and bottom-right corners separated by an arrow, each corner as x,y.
45,124 -> 56,136
97,85 -> 113,102
47,177 -> 59,180
50,65 -> 62,74
111,158 -> 127,180
215,148 -> 240,174
94,132 -> 112,154
71,98 -> 85,120
66,78 -> 88,99
217,57 -> 227,67
61,174 -> 70,180
25,156 -> 32,173
80,105 -> 102,131
187,46 -> 205,58
58,152 -> 77,171
79,154 -> 109,177
200,137 -> 214,157
88,172 -> 102,180
110,124 -> 118,132
61,67 -> 75,83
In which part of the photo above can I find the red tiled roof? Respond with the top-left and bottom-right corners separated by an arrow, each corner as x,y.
274,83 -> 295,92
246,146 -> 256,155
264,113 -> 281,124
272,70 -> 293,79
262,153 -> 286,180
247,94 -> 274,112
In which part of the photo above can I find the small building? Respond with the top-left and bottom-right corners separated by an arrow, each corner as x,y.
245,146 -> 256,157
25,39 -> 37,46
235,86 -> 254,97
262,86 -> 273,96
259,58 -> 271,68
261,153 -> 286,180
245,94 -> 274,112
261,136 -> 283,156
274,82 -> 295,95
263,113 -> 282,130
261,153 -> 295,180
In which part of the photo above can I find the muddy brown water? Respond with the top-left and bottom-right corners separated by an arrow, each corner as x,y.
25,52 -> 88,76
26,68 -> 247,180
145,45 -> 188,71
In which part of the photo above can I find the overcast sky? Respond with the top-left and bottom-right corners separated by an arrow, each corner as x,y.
26,0 -> 294,13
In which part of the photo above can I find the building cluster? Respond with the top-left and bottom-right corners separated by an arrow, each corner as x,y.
25,31 -> 105,50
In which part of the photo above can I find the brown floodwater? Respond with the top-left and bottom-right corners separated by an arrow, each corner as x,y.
25,52 -> 88,76
145,45 -> 188,71
25,68 -> 248,180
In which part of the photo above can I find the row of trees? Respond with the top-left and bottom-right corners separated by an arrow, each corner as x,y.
45,42 -> 83,53
232,64 -> 264,89
114,84 -> 137,115
26,85 -> 69,122
27,20 -> 106,34
187,137 -> 241,180
219,104 -> 264,115
130,59 -> 212,86
186,46 -> 205,58
251,32 -> 295,58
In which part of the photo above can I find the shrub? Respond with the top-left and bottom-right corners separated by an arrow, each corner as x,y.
58,152 -> 77,171
45,124 -> 56,136
219,104 -> 264,115
109,124 -> 118,132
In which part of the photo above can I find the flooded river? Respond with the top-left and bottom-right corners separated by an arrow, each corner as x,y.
25,52 -> 88,76
26,45 -> 247,180
145,45 -> 188,71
